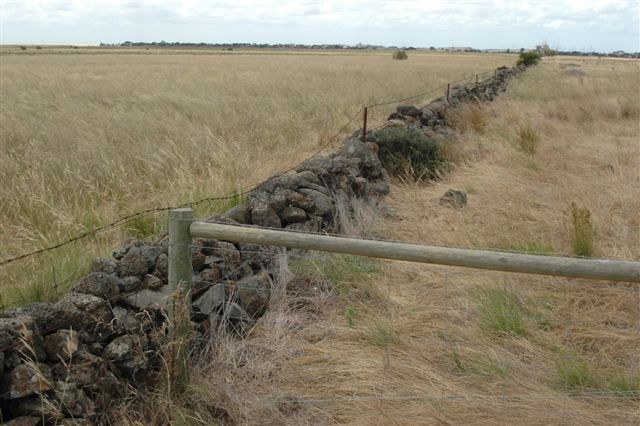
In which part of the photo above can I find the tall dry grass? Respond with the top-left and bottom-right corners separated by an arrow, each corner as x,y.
0,50 -> 510,305
123,57 -> 640,425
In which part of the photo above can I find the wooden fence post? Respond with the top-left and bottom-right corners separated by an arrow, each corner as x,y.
361,107 -> 368,142
446,83 -> 450,101
167,207 -> 193,394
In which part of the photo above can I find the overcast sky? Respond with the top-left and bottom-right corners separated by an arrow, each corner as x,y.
1,0 -> 639,52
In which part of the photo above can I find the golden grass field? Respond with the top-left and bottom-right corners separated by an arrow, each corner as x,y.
109,56 -> 639,425
0,48 -> 511,305
1,48 -> 638,424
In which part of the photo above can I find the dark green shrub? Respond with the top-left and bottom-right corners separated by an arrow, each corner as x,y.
19,45 -> 27,51
392,50 -> 408,60
517,51 -> 541,66
375,126 -> 443,180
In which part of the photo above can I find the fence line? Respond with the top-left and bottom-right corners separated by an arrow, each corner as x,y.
0,65 -> 506,268
185,220 -> 640,282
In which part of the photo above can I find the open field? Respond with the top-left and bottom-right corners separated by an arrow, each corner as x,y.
0,49 -> 511,304
109,57 -> 640,424
1,50 -> 638,424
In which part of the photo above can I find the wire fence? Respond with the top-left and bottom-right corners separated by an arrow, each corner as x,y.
0,65 -> 506,270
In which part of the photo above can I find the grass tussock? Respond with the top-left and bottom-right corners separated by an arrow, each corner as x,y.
375,126 -> 445,181
289,253 -> 380,299
569,201 -> 595,257
555,356 -> 599,391
365,320 -> 399,348
517,122 -> 540,155
473,285 -> 530,337
447,103 -> 489,134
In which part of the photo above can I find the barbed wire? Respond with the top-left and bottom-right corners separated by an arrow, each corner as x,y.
0,65 -> 511,268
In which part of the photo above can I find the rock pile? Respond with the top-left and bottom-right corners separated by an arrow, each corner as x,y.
0,138 -> 390,424
381,65 -> 526,139
0,64 -> 524,424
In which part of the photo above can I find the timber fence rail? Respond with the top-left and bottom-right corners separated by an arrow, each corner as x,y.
164,210 -> 640,423
0,66 -> 506,269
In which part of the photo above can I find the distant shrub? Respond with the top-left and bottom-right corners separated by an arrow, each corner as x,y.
517,122 -> 540,155
569,202 -> 595,257
375,126 -> 444,180
19,45 -> 27,51
392,50 -> 408,60
517,51 -> 541,66
36,46 -> 42,50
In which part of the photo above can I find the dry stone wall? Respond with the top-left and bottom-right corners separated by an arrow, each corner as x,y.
0,64 -> 525,424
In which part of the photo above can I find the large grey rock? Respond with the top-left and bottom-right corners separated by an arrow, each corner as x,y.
298,188 -> 333,217
154,253 -> 168,278
2,363 -> 53,399
194,266 -> 222,293
0,316 -> 46,362
397,105 -> 422,118
112,306 -> 140,332
285,216 -> 322,233
44,329 -> 79,361
91,257 -> 116,274
280,206 -> 307,224
250,202 -> 282,228
193,284 -> 225,315
439,189 -> 468,208
103,335 -> 149,380
3,303 -> 54,330
122,288 -> 170,310
222,205 -> 250,224
54,381 -> 96,419
103,335 -> 136,363
216,241 -> 241,269
142,273 -> 163,290
121,276 -> 141,292
236,272 -> 271,317
191,249 -> 206,272
113,241 -> 161,278
225,302 -> 251,322
73,272 -> 121,299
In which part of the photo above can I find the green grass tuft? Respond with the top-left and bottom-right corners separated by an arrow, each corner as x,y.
289,254 -> 380,298
474,286 -> 528,337
365,321 -> 399,348
555,356 -> 598,391
609,373 -> 640,397
517,123 -> 540,155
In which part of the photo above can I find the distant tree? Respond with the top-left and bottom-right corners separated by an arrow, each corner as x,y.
517,51 -> 541,66
429,46 -> 436,51
506,48 -> 510,53
392,50 -> 408,60
535,42 -> 556,56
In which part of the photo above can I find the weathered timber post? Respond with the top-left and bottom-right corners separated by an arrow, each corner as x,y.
446,83 -> 450,101
167,207 -> 194,394
361,107 -> 368,142
475,74 -> 478,89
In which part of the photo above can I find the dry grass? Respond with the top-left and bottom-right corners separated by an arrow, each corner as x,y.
139,57 -> 639,425
3,52 -> 639,424
0,49 -> 510,306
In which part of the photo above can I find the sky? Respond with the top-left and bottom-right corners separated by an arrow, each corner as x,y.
1,0 -> 639,52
